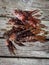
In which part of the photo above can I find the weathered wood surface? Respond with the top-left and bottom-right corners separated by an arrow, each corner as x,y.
0,0 -> 49,20
0,58 -> 49,65
0,0 -> 49,65
0,0 -> 49,57
0,38 -> 49,57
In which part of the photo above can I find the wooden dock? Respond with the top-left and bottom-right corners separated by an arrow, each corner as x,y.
0,0 -> 49,65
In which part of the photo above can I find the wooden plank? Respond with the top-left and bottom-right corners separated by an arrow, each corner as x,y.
0,58 -> 49,65
0,0 -> 49,9
0,17 -> 49,37
0,0 -> 49,21
0,38 -> 49,57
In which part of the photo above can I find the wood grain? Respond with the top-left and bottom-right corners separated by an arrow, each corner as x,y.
0,58 -> 49,65
0,0 -> 49,58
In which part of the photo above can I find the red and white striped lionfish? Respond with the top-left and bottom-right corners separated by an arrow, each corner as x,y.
3,9 -> 48,55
